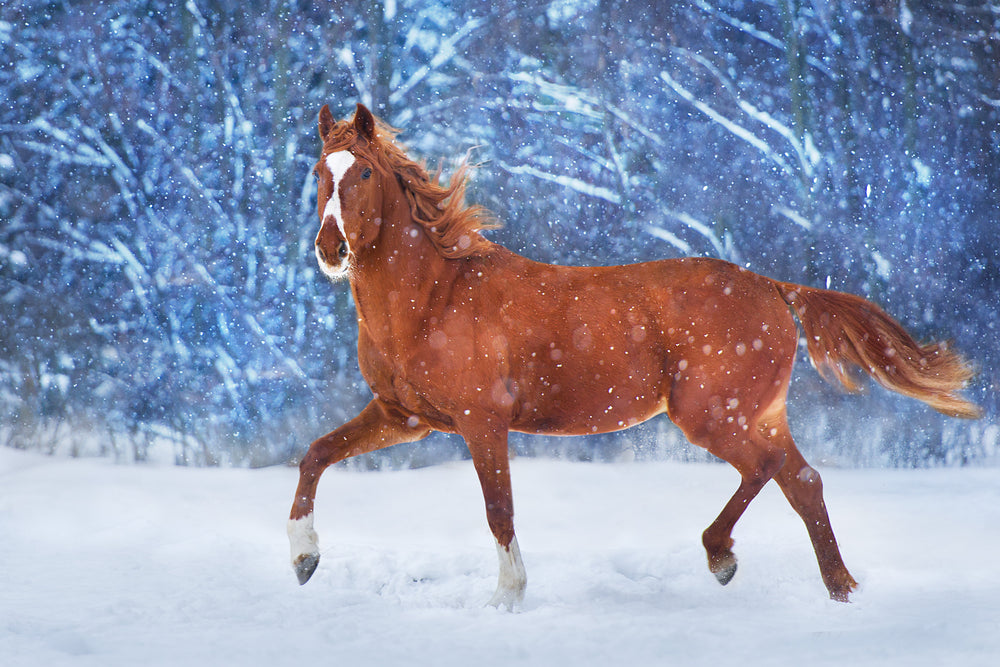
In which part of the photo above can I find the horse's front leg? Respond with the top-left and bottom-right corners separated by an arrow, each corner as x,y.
288,399 -> 430,585
461,415 -> 526,610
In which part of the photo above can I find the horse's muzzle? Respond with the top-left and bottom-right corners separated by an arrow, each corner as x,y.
316,240 -> 348,264
315,239 -> 351,279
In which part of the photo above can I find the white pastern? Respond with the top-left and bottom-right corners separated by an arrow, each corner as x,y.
488,536 -> 527,611
287,514 -> 319,564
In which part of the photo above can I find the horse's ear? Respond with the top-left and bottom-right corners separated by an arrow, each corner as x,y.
319,104 -> 335,141
353,103 -> 376,142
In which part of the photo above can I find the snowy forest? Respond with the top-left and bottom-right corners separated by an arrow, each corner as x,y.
1,0 -> 997,467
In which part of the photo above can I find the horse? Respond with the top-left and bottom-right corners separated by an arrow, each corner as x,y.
287,103 -> 981,608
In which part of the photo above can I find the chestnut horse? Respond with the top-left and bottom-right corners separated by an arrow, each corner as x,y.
288,103 -> 980,607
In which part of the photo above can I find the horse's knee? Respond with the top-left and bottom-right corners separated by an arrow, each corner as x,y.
298,449 -> 319,478
291,437 -> 346,519
299,435 -> 326,467
300,431 -> 349,476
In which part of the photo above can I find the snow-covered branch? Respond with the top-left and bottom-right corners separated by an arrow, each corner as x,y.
499,161 -> 621,205
659,70 -> 796,179
135,119 -> 228,223
773,205 -> 812,231
646,226 -> 692,255
390,17 -> 485,106
691,0 -> 833,80
659,208 -> 729,259
734,96 -> 819,178
507,72 -> 605,121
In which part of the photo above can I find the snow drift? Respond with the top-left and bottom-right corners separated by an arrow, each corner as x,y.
1,447 -> 998,666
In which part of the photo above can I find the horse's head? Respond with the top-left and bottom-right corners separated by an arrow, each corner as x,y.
312,103 -> 497,281
312,103 -> 391,280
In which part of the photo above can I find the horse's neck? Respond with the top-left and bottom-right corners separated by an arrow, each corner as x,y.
349,215 -> 465,334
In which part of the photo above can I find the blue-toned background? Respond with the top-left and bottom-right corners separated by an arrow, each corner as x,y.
2,0 -> 996,466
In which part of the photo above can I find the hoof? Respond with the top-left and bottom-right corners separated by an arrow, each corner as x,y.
293,553 -> 320,585
713,561 -> 738,586
707,547 -> 738,586
829,588 -> 851,603
827,573 -> 859,603
486,585 -> 524,612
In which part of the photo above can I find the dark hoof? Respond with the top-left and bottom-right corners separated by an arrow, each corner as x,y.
829,588 -> 851,603
713,561 -> 737,586
294,553 -> 320,585
828,580 -> 857,602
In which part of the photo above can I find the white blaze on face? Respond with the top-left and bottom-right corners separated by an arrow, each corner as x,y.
316,150 -> 356,277
322,150 -> 356,237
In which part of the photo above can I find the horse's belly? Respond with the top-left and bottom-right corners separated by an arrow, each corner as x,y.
511,375 -> 667,436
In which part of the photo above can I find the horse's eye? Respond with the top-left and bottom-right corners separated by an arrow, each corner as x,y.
361,167 -> 372,180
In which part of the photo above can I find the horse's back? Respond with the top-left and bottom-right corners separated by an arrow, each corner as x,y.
522,255 -> 796,354
494,253 -> 797,436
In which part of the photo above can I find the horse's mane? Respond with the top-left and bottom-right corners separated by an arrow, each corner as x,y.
324,118 -> 498,260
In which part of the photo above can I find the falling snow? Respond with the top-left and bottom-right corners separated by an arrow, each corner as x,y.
1,3 -> 996,467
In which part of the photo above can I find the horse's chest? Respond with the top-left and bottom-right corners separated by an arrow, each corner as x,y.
357,329 -> 457,421
356,332 -> 402,397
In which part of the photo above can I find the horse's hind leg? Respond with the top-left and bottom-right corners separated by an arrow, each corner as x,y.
765,416 -> 858,601
666,375 -> 789,587
699,433 -> 787,586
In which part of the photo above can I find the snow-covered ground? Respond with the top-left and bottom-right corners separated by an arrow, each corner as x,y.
2,447 -> 998,666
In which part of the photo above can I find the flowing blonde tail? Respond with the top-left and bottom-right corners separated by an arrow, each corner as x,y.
776,282 -> 981,419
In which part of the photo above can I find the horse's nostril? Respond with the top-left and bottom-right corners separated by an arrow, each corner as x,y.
337,241 -> 349,259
